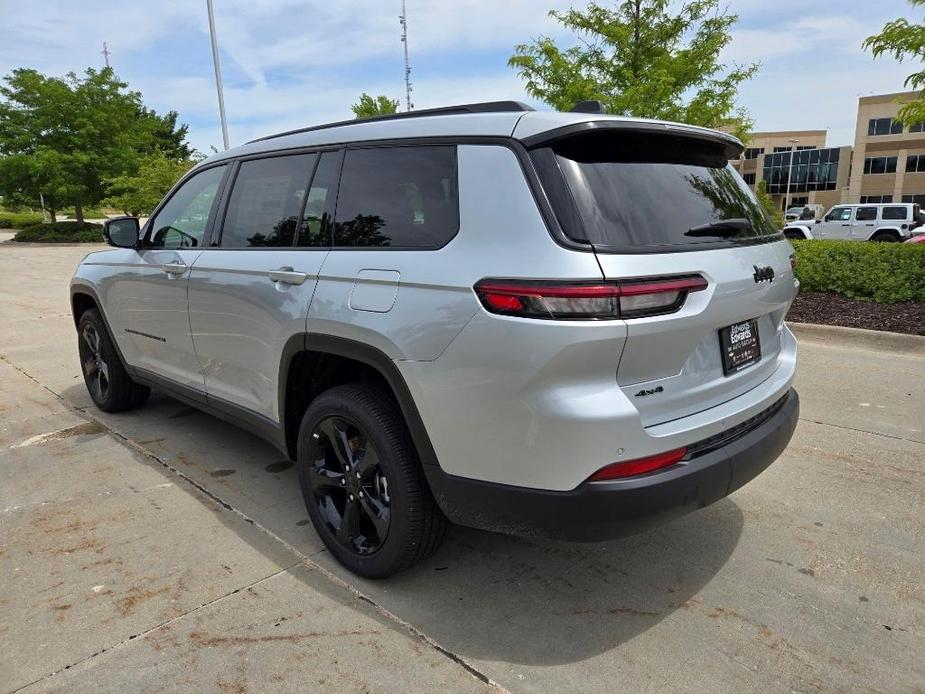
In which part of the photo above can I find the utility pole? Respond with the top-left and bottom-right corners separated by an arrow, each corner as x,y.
101,42 -> 111,69
399,0 -> 413,111
206,0 -> 230,150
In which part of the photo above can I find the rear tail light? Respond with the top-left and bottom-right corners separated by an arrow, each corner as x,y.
474,275 -> 707,320
587,447 -> 688,481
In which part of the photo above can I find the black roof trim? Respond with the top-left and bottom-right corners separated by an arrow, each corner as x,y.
247,101 -> 535,144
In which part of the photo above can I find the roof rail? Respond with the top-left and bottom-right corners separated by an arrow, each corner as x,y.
247,100 -> 535,144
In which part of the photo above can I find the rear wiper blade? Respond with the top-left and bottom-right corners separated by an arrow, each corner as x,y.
686,218 -> 753,237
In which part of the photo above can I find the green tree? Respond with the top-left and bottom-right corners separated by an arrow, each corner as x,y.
755,179 -> 782,228
137,107 -> 193,160
863,0 -> 925,126
351,93 -> 399,118
0,67 -> 190,223
508,0 -> 757,138
104,150 -> 200,216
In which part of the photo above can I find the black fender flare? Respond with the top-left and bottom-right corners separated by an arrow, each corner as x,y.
279,333 -> 442,470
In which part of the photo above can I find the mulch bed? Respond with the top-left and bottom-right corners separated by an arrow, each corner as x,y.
787,291 -> 925,336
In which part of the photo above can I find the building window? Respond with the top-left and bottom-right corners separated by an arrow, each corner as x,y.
761,148 -> 840,195
772,146 -> 792,152
859,195 -> 893,203
902,194 -> 925,204
742,173 -> 756,185
743,147 -> 764,160
867,118 -> 903,136
909,122 -> 924,133
795,145 -> 816,150
863,156 -> 898,174
905,154 -> 925,173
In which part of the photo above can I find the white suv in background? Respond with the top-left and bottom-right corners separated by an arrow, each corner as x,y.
784,202 -> 921,241
71,102 -> 800,577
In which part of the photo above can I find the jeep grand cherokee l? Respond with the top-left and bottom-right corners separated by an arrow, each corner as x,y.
71,101 -> 800,577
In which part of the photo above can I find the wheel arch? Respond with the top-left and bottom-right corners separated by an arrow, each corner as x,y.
867,227 -> 902,241
279,334 -> 441,470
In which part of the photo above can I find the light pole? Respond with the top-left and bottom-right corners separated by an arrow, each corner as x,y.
784,138 -> 799,212
206,0 -> 230,150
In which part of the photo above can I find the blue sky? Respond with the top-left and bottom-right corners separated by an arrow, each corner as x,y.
2,0 -> 920,154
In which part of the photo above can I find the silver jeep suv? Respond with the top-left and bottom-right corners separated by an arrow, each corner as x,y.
71,101 -> 800,577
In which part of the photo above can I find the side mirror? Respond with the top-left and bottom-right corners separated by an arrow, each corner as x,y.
103,216 -> 140,248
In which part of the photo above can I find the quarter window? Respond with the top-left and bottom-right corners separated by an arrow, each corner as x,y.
333,146 -> 459,248
220,154 -> 316,248
855,207 -> 877,221
882,206 -> 908,220
147,165 -> 227,249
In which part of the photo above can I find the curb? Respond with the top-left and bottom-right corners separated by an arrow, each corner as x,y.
787,321 -> 925,356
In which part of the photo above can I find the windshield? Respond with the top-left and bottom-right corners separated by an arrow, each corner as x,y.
531,132 -> 781,252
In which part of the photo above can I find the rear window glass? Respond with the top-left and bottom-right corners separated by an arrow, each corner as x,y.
882,206 -> 908,220
532,133 -> 781,251
333,146 -> 458,248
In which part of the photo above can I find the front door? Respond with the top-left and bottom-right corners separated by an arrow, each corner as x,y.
188,151 -> 339,422
105,164 -> 229,391
819,205 -> 853,240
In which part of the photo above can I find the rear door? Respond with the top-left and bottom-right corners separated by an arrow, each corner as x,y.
852,205 -> 878,240
187,151 -> 338,421
528,129 -> 798,426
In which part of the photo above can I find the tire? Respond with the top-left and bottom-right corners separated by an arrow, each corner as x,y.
77,309 -> 150,412
871,231 -> 899,242
297,383 -> 447,578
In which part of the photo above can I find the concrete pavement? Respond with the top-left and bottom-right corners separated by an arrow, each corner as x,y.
1,241 -> 923,692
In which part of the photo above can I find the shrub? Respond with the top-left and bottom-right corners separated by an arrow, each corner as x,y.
13,222 -> 104,243
792,239 -> 925,303
0,211 -> 44,229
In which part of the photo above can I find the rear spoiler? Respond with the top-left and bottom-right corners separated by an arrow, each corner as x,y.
519,120 -> 744,161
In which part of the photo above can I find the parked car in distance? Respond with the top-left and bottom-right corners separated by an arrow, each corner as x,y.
70,101 -> 800,577
784,202 -> 921,241
784,204 -> 824,223
904,233 -> 925,244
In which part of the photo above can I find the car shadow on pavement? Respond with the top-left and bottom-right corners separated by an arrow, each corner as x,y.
60,385 -> 744,668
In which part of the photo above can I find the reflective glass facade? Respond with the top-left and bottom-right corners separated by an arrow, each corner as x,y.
762,147 -> 841,195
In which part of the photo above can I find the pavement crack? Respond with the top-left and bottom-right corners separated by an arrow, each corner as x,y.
798,417 -> 924,445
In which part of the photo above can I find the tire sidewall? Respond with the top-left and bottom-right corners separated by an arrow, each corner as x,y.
77,310 -> 119,410
297,388 -> 420,577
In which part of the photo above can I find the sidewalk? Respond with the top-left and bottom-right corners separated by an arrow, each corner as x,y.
0,358 -> 485,692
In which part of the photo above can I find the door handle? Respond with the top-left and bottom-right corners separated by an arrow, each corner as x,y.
841,224 -> 850,227
269,267 -> 307,285
163,262 -> 188,275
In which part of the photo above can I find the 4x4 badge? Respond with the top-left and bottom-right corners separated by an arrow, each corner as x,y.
634,385 -> 664,397
753,265 -> 775,283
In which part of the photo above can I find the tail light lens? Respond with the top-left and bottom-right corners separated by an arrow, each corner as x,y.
587,447 -> 687,481
474,275 -> 707,320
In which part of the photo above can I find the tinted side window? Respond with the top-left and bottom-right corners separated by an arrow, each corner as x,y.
148,165 -> 227,249
220,154 -> 316,248
882,206 -> 908,220
828,207 -> 851,222
297,151 -> 340,247
333,146 -> 458,248
855,207 -> 877,221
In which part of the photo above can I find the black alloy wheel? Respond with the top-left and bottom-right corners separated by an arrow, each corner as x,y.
307,415 -> 392,555
79,322 -> 111,403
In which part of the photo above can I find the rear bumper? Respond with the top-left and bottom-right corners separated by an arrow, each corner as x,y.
424,388 -> 799,541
